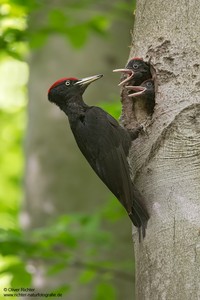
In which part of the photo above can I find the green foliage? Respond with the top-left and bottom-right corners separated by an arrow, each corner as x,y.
0,213 -> 133,299
0,58 -> 28,299
2,258 -> 32,288
50,284 -> 71,296
79,269 -> 97,284
0,109 -> 25,228
101,197 -> 126,222
98,101 -> 121,119
0,58 -> 27,231
94,281 -> 117,300
0,0 -> 135,299
0,0 -> 136,58
0,0 -> 29,59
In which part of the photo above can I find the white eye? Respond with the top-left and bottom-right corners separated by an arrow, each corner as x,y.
146,81 -> 153,87
132,63 -> 139,69
65,80 -> 70,86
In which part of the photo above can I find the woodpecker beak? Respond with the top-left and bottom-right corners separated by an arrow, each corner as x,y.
75,74 -> 103,87
113,69 -> 134,86
125,85 -> 146,97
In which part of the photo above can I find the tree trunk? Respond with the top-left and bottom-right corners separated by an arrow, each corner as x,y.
126,1 -> 200,299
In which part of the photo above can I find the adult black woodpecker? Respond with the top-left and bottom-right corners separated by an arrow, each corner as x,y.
48,74 -> 149,240
113,57 -> 152,86
126,79 -> 155,116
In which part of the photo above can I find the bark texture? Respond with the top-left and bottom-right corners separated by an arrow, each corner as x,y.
125,1 -> 200,299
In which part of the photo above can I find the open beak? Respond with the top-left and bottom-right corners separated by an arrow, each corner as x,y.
125,85 -> 146,97
113,68 -> 134,86
75,74 -> 103,86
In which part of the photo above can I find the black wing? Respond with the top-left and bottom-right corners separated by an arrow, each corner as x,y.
70,106 -> 149,235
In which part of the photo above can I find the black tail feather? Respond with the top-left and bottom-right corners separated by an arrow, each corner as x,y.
128,185 -> 149,242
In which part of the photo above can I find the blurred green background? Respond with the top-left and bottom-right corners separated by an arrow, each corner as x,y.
0,1 -> 136,299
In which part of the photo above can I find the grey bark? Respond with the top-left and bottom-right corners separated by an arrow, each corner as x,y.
125,1 -> 200,299
23,2 -> 135,299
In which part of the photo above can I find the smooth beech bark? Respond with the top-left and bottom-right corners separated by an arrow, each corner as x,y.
126,1 -> 200,299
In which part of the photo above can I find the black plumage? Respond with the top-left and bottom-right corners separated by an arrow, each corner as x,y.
48,75 -> 149,239
113,57 -> 152,86
126,79 -> 155,115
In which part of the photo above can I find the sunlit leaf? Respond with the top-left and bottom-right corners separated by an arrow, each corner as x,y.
48,9 -> 68,31
50,284 -> 71,296
98,101 -> 121,119
79,269 -> 96,284
100,197 -> 125,222
29,30 -> 49,48
94,281 -> 117,300
47,262 -> 68,276
88,15 -> 110,34
66,25 -> 88,48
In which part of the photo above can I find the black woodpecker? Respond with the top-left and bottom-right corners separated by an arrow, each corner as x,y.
113,57 -> 152,86
126,79 -> 155,115
48,75 -> 149,240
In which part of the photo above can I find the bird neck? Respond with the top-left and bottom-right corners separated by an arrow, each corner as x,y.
61,94 -> 88,120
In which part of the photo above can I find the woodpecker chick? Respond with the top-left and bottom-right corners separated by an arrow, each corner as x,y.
48,74 -> 149,240
126,79 -> 155,115
113,57 -> 152,86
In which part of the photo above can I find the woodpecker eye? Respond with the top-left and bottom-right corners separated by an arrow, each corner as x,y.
146,81 -> 153,87
132,64 -> 139,69
65,80 -> 70,86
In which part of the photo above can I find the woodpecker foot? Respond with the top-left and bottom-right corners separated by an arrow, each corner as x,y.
140,117 -> 153,135
128,125 -> 144,140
